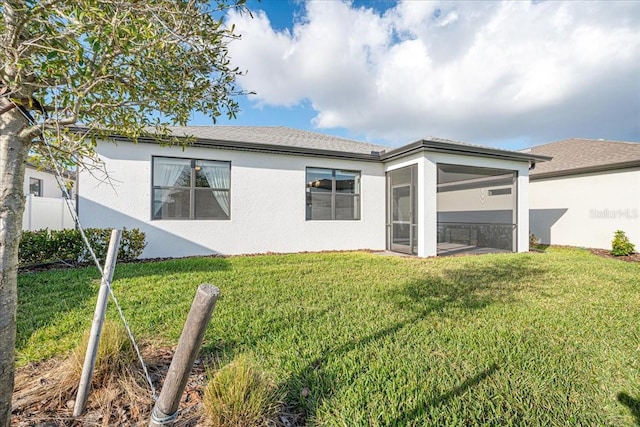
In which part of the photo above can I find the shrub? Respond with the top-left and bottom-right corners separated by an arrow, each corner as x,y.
203,355 -> 282,427
19,227 -> 147,266
611,230 -> 635,256
51,228 -> 85,261
529,232 -> 539,246
19,229 -> 53,265
80,227 -> 147,263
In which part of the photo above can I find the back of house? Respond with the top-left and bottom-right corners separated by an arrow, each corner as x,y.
77,126 -> 545,259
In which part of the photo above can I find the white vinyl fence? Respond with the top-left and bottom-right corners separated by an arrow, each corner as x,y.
22,194 -> 76,231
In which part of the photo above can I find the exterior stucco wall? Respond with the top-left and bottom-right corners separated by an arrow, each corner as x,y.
437,187 -> 514,213
79,140 -> 386,258
529,168 -> 640,249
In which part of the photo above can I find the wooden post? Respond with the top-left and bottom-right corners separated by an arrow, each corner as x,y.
73,229 -> 122,417
149,284 -> 220,426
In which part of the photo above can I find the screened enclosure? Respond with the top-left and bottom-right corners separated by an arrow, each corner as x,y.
437,164 -> 517,255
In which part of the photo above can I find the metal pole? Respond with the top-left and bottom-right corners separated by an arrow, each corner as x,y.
73,229 -> 122,417
149,284 -> 220,426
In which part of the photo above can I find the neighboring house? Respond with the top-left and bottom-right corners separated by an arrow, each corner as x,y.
78,126 -> 547,258
22,163 -> 76,231
528,138 -> 640,249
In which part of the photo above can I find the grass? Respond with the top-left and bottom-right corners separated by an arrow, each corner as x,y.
203,354 -> 282,427
17,247 -> 640,426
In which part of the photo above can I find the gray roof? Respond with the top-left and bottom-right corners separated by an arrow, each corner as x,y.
528,138 -> 640,179
164,125 -> 389,156
101,125 -> 546,164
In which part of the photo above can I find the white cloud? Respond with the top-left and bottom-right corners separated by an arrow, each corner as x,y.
226,0 -> 640,147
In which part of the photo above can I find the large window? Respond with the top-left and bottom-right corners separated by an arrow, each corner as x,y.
152,156 -> 230,220
306,168 -> 360,220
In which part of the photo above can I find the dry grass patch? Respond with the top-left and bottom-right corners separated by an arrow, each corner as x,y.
12,320 -> 153,425
203,355 -> 283,427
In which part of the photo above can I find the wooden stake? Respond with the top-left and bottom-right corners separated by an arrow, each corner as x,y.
73,229 -> 122,417
149,284 -> 220,426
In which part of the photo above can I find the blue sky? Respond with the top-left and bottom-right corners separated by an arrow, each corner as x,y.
191,0 -> 640,150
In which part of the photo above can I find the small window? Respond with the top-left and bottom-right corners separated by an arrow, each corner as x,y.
306,168 -> 360,220
488,188 -> 512,196
152,156 -> 230,220
29,178 -> 42,196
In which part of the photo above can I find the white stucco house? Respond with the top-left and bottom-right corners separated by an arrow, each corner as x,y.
22,163 -> 76,231
528,138 -> 640,249
77,126 -> 548,258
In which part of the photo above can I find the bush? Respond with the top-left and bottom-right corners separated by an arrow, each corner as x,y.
19,227 -> 147,266
81,227 -> 147,263
19,229 -> 54,266
203,355 -> 282,427
611,230 -> 635,256
529,232 -> 539,246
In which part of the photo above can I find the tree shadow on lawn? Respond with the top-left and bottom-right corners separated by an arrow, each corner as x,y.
200,307 -> 334,359
392,255 -> 547,316
16,269 -> 100,351
280,256 -> 547,424
112,255 -> 231,280
16,257 -> 231,352
618,392 -> 640,426
280,314 -> 424,424
389,363 -> 500,426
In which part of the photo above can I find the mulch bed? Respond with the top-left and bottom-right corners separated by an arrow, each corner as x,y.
588,248 -> 640,263
11,347 -> 208,427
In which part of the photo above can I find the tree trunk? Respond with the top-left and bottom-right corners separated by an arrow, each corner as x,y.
0,98 -> 31,427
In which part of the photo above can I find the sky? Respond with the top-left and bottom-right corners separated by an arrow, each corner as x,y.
191,0 -> 640,150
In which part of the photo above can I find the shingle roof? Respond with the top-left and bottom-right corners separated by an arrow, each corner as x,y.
527,138 -> 640,178
163,126 -> 390,156
99,125 -> 545,164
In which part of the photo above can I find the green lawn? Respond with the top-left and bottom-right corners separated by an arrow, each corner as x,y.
17,247 -> 640,426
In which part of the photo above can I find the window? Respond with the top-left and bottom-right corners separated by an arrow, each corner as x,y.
152,156 -> 230,220
488,188 -> 512,196
306,168 -> 360,220
29,178 -> 42,196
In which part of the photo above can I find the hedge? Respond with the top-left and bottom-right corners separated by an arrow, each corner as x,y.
19,227 -> 147,266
